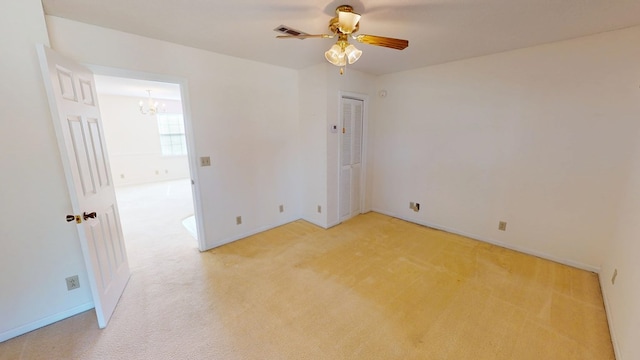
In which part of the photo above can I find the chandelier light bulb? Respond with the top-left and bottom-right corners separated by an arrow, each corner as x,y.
325,44 -> 346,66
344,44 -> 362,64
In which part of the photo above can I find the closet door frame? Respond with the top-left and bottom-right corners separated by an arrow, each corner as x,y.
338,92 -> 369,223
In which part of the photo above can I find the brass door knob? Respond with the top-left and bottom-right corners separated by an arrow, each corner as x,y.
66,214 -> 81,224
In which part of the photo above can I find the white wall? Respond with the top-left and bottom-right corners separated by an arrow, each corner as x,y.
371,26 -> 640,272
46,16 -> 302,249
371,27 -> 640,358
97,94 -> 190,186
0,0 -> 93,341
601,129 -> 640,359
299,64 -> 328,227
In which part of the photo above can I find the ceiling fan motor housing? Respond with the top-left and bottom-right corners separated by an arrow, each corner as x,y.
330,5 -> 360,34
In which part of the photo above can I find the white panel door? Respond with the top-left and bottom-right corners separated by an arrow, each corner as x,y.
37,45 -> 130,328
339,98 -> 364,222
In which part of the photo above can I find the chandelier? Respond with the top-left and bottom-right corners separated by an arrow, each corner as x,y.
139,90 -> 165,115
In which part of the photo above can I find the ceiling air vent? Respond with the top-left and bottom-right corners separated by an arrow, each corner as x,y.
274,25 -> 308,38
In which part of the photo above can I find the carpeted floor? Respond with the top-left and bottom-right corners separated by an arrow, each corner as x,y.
0,180 -> 614,359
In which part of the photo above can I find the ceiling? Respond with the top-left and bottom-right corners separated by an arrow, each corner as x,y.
42,0 -> 640,75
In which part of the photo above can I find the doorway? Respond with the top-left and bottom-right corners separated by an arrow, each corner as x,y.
93,75 -> 202,260
339,96 -> 365,222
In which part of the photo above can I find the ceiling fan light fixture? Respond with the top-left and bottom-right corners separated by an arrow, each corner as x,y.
344,44 -> 362,64
325,44 -> 346,66
276,4 -> 409,74
338,10 -> 361,34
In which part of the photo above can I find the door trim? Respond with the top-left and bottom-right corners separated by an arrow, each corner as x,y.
86,65 -> 206,251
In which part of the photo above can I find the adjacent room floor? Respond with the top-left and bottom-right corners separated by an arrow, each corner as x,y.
0,181 -> 614,359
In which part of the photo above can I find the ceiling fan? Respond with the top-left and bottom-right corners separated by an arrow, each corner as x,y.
276,5 -> 409,74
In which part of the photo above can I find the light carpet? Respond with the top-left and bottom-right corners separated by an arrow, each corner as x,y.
0,181 -> 614,359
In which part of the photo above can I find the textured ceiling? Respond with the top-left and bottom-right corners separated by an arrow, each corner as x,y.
42,0 -> 640,75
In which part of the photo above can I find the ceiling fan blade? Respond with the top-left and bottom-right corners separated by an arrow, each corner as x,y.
276,34 -> 333,39
354,34 -> 409,50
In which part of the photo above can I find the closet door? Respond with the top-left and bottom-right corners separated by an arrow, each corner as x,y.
339,97 -> 364,222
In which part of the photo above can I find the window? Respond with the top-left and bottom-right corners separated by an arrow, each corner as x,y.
157,113 -> 187,156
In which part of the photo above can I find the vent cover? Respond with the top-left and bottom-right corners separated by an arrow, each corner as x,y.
274,25 -> 308,37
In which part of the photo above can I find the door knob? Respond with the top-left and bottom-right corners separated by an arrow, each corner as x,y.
66,214 -> 81,224
83,212 -> 97,220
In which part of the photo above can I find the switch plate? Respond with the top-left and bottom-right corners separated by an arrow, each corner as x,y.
498,221 -> 507,231
279,204 -> 284,213
236,216 -> 242,225
200,156 -> 211,167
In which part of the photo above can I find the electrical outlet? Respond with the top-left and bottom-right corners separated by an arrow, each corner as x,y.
120,174 -> 125,179
279,204 -> 284,213
200,156 -> 211,167
236,216 -> 242,225
612,269 -> 618,285
66,275 -> 80,291
317,205 -> 322,213
498,221 -> 507,231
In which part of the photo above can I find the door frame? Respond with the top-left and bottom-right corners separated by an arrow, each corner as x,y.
337,91 -> 369,222
86,64 -> 207,251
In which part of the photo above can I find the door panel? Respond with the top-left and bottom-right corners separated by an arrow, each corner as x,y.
351,164 -> 361,214
68,116 -> 96,195
88,118 -> 110,188
340,167 -> 351,219
38,45 -> 130,329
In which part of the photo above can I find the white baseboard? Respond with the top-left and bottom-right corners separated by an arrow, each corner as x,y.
371,208 -> 600,273
0,302 -> 94,343
300,217 -> 329,229
598,273 -> 622,360
326,220 -> 341,228
202,216 -> 301,250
